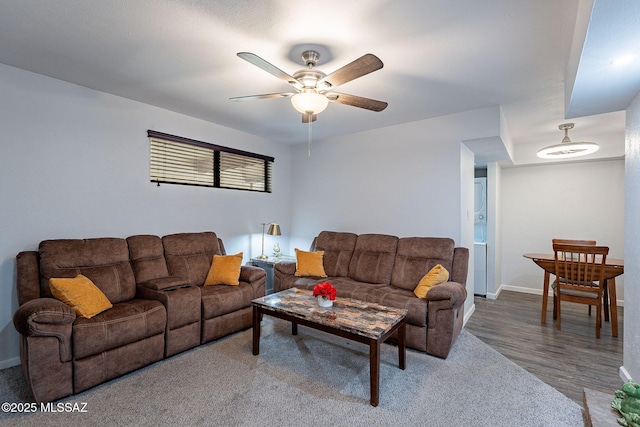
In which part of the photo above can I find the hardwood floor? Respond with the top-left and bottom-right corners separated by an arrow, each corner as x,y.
464,291 -> 624,405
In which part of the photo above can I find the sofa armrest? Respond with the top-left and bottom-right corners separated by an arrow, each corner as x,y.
425,281 -> 466,308
273,261 -> 297,293
274,261 -> 296,276
13,298 -> 76,335
451,247 -> 469,286
240,265 -> 267,283
13,298 -> 75,362
139,276 -> 190,291
426,281 -> 466,330
425,281 -> 467,358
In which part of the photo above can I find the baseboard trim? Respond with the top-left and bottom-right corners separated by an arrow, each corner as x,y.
464,303 -> 476,325
0,357 -> 20,370
619,366 -> 632,383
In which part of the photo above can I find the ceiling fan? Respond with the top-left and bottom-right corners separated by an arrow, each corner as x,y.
230,50 -> 388,123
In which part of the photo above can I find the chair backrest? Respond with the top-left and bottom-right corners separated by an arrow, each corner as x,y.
312,231 -> 358,277
552,243 -> 608,296
552,238 -> 596,246
38,238 -> 137,304
391,237 -> 455,291
162,232 -> 223,286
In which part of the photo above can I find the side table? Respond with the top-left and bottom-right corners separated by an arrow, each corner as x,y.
249,256 -> 295,295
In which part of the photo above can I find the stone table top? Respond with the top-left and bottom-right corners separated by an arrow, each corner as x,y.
252,287 -> 407,340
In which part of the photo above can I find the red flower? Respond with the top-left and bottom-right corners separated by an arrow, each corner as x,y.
312,282 -> 337,301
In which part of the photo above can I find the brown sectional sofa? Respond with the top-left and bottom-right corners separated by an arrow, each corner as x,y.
274,231 -> 469,358
13,231 -> 266,403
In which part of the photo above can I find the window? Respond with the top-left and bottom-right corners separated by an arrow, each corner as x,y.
148,130 -> 273,193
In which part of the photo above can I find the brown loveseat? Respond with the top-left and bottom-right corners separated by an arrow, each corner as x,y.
13,232 -> 266,403
274,231 -> 468,358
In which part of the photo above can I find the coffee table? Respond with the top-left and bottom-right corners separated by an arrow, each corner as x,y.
251,287 -> 407,406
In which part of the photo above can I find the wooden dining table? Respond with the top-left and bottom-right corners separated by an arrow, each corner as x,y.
523,253 -> 624,337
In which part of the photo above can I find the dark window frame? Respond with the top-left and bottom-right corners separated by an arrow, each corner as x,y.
148,130 -> 273,193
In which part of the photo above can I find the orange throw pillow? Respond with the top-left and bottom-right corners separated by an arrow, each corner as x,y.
413,264 -> 450,298
294,248 -> 328,277
49,274 -> 113,319
205,253 -> 244,286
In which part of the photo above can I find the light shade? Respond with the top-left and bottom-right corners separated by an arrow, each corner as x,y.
537,123 -> 599,159
536,142 -> 600,159
291,90 -> 329,114
267,223 -> 281,236
258,222 -> 281,259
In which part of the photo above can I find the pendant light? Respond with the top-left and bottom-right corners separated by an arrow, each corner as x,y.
537,123 -> 599,159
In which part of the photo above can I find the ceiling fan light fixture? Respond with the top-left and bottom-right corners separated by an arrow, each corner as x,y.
536,123 -> 599,159
291,90 -> 329,115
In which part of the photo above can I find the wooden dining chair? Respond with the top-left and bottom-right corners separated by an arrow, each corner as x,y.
551,242 -> 609,338
552,239 -> 596,246
542,239 -> 597,322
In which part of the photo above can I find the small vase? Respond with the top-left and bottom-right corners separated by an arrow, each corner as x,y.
317,296 -> 333,308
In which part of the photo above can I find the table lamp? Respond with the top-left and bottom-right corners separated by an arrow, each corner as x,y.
258,222 -> 281,259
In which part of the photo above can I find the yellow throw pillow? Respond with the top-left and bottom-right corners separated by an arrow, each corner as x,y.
413,264 -> 450,298
205,252 -> 243,286
49,274 -> 113,319
294,248 -> 328,277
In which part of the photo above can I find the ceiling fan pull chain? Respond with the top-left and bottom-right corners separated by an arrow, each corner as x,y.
307,112 -> 312,156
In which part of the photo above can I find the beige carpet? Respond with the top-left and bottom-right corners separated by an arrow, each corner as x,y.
0,318 -> 583,426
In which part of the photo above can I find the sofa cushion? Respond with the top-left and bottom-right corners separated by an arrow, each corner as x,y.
127,235 -> 169,283
348,234 -> 398,285
294,249 -> 327,277
413,264 -> 450,298
162,232 -> 222,286
205,253 -> 243,286
49,274 -> 113,319
72,298 -> 166,359
286,277 -> 386,299
366,286 -> 428,327
391,237 -> 455,291
200,282 -> 255,319
39,238 -> 136,304
312,231 -> 358,277
286,278 -> 427,327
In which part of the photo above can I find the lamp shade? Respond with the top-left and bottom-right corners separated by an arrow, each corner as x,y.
536,142 -> 599,159
291,90 -> 329,114
267,223 -> 281,236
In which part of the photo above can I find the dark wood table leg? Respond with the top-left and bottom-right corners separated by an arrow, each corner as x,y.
252,305 -> 260,355
609,278 -> 618,337
369,339 -> 380,407
398,321 -> 406,370
603,279 -> 610,322
292,322 -> 298,335
541,270 -> 550,323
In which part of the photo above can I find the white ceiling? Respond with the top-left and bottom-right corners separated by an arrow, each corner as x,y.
1,0 -> 637,166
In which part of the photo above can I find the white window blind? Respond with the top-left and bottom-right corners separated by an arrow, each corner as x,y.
148,130 -> 273,193
150,138 -> 214,186
220,151 -> 270,191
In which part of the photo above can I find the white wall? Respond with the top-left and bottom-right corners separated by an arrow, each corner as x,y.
500,159 -> 625,300
624,92 -> 640,381
288,108 -> 502,319
288,107 -> 503,244
486,162 -> 502,298
460,144 -> 475,316
0,64 -> 292,368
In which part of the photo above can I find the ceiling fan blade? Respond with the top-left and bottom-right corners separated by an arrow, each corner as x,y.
302,113 -> 317,123
237,52 -> 302,89
317,54 -> 383,89
326,93 -> 388,112
229,92 -> 294,102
